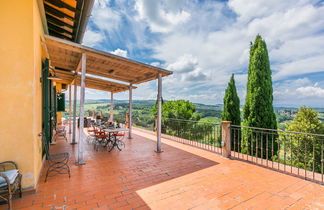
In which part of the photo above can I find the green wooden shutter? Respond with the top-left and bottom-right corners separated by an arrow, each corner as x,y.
57,93 -> 65,112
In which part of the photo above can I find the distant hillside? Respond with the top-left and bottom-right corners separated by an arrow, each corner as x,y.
65,99 -> 324,127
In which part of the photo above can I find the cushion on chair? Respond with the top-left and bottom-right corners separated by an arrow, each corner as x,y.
114,133 -> 125,136
0,169 -> 19,187
95,135 -> 108,138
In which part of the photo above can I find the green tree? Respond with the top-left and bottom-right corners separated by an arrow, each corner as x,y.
152,100 -> 200,121
222,74 -> 241,125
242,35 -> 277,158
222,74 -> 241,151
286,107 -> 324,172
152,100 -> 213,143
287,107 -> 323,134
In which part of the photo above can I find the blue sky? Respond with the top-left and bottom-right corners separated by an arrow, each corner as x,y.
82,0 -> 324,107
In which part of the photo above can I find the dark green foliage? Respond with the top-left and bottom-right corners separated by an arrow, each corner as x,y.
242,35 -> 278,157
152,100 -> 219,146
163,118 -> 220,147
222,74 -> 241,150
152,100 -> 201,121
286,107 -> 324,172
222,74 -> 241,125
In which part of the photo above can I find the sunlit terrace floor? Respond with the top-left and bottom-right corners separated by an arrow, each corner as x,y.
5,128 -> 324,209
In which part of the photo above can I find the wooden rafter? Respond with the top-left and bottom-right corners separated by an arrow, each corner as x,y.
46,13 -> 74,29
45,35 -> 173,85
55,69 -> 136,93
44,3 -> 75,21
45,0 -> 77,12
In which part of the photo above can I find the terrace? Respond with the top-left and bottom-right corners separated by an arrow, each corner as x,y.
7,126 -> 324,209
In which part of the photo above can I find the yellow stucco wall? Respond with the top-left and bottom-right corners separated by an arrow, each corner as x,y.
33,0 -> 46,188
0,0 -> 45,189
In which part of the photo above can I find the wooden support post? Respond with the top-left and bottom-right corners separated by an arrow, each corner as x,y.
221,121 -> 231,158
128,84 -> 132,139
71,79 -> 77,144
156,73 -> 163,153
77,53 -> 86,165
110,92 -> 114,122
68,85 -> 72,134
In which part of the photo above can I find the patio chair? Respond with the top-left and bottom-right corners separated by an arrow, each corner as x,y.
42,135 -> 71,182
107,131 -> 125,152
109,131 -> 125,151
93,130 -> 110,151
0,161 -> 22,210
86,124 -> 97,144
53,126 -> 67,142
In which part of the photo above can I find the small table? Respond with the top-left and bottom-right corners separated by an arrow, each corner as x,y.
103,128 -> 128,151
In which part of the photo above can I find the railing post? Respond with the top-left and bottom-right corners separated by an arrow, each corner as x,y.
221,121 -> 231,158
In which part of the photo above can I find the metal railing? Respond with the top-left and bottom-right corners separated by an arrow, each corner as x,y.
161,118 -> 222,154
231,125 -> 324,184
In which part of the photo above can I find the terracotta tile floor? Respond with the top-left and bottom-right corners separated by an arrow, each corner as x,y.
3,128 -> 324,209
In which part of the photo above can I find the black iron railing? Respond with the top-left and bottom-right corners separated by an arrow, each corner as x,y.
161,118 -> 222,154
231,125 -> 324,184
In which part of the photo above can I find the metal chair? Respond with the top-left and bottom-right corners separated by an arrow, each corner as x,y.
0,161 -> 22,210
93,130 -> 110,151
53,126 -> 68,142
42,135 -> 71,182
114,132 -> 126,149
86,123 -> 97,144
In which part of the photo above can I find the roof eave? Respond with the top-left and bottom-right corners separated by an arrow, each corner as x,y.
75,0 -> 95,43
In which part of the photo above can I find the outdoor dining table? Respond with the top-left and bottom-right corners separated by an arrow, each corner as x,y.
103,128 -> 128,151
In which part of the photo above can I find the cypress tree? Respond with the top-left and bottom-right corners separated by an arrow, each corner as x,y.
222,74 -> 241,125
242,35 -> 277,158
222,74 -> 241,151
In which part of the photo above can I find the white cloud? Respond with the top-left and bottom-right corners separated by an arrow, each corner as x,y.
273,78 -> 324,107
273,54 -> 324,79
296,86 -> 324,97
110,48 -> 128,58
148,0 -> 324,106
228,0 -> 312,23
82,29 -> 104,47
92,0 -> 122,32
85,0 -> 324,106
134,0 -> 190,33
167,54 -> 198,73
150,61 -> 161,67
164,54 -> 207,85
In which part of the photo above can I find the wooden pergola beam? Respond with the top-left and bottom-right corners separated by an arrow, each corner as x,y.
46,13 -> 74,29
45,0 -> 77,12
44,3 -> 75,21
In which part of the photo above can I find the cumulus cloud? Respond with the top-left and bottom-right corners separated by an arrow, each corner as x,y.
110,48 -> 128,57
273,78 -> 324,107
167,54 -> 198,73
228,0 -> 311,23
165,54 -> 207,84
82,29 -> 104,47
135,0 -> 190,33
92,0 -> 122,32
296,86 -> 324,97
84,0 -> 324,106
